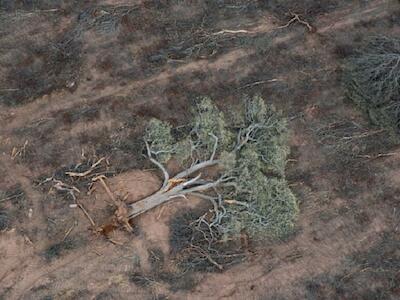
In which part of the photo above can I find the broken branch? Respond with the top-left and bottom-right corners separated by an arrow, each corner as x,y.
211,29 -> 251,36
277,13 -> 314,32
65,157 -> 105,177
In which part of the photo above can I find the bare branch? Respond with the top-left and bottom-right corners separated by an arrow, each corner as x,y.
235,123 -> 263,151
209,133 -> 219,161
145,140 -> 170,189
237,79 -> 280,90
66,157 -> 105,177
211,29 -> 251,36
183,173 -> 202,187
128,174 -> 224,219
175,159 -> 219,179
191,192 -> 218,205
177,180 -> 221,195
224,199 -> 250,207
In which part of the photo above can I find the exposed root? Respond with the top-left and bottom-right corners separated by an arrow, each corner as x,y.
189,244 -> 224,270
93,175 -> 133,233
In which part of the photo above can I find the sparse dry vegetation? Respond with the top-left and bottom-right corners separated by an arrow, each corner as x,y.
304,232 -> 400,299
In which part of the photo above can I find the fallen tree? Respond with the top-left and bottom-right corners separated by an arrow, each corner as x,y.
128,96 -> 298,239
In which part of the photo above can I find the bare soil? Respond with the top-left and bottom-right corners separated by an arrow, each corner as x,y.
1,1 -> 399,299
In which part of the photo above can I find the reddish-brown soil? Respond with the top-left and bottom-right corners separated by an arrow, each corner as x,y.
1,1 -> 399,299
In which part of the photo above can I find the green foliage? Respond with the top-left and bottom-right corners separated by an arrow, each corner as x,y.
174,137 -> 192,163
344,36 -> 400,135
227,144 -> 298,238
144,96 -> 297,239
232,98 -> 297,238
144,118 -> 175,162
244,96 -> 290,175
191,97 -> 234,157
245,177 -> 297,237
236,145 -> 264,186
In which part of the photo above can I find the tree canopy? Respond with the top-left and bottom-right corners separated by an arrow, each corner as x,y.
133,96 -> 298,241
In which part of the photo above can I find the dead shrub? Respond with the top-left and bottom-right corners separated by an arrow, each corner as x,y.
344,36 -> 400,136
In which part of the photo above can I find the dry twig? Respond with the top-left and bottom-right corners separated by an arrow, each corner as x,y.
277,13 -> 314,32
211,29 -> 251,36
66,157 -> 105,177
0,192 -> 24,203
357,152 -> 400,159
62,222 -> 77,241
238,79 -> 280,90
11,140 -> 28,160
52,179 -> 80,201
77,202 -> 96,227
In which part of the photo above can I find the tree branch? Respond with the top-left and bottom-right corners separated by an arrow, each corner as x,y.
175,159 -> 220,179
183,173 -> 202,187
145,140 -> 170,189
191,192 -> 219,212
209,133 -> 219,161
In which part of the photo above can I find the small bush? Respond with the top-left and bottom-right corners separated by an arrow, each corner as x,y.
148,247 -> 165,272
0,185 -> 27,223
333,44 -> 355,59
0,211 -> 10,231
260,0 -> 340,19
43,238 -> 78,261
344,36 -> 400,135
129,272 -> 155,287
